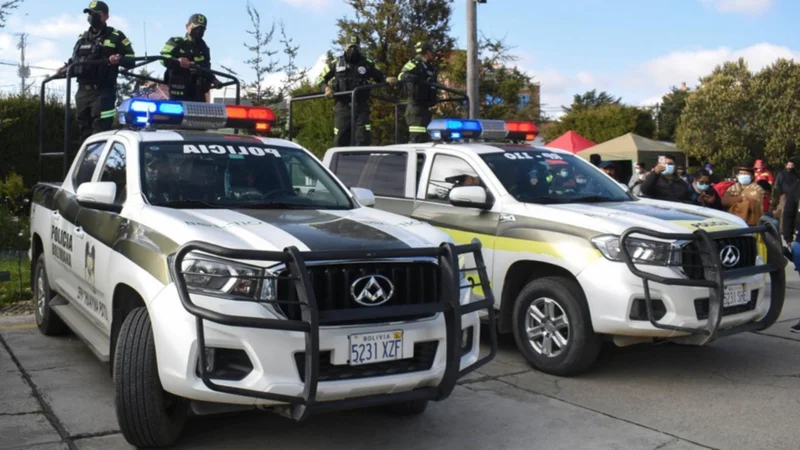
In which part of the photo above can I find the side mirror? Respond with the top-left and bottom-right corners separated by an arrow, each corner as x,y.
449,186 -> 493,209
76,182 -> 122,213
351,187 -> 375,207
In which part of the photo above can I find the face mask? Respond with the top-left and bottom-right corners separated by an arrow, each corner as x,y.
190,27 -> 205,40
88,13 -> 103,28
559,170 -> 569,178
663,164 -> 675,175
696,183 -> 709,191
576,178 -> 587,185
737,175 -> 752,185
788,167 -> 795,172
345,46 -> 361,62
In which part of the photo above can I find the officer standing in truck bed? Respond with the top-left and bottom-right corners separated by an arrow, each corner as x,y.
160,13 -> 221,102
398,41 -> 439,143
59,1 -> 135,145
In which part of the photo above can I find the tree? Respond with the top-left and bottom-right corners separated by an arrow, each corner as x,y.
437,35 -> 542,123
541,103 -> 655,144
0,0 -> 22,28
333,0 -> 457,145
654,86 -> 690,142
751,58 -> 800,168
243,1 -> 280,106
675,58 -> 759,173
562,89 -> 621,114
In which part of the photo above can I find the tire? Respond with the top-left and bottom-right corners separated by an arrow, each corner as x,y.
114,307 -> 189,448
511,276 -> 602,376
33,254 -> 68,336
383,399 -> 429,416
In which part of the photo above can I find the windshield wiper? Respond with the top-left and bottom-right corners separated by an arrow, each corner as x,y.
151,199 -> 225,209
235,201 -> 317,209
523,196 -> 621,205
571,195 -> 620,203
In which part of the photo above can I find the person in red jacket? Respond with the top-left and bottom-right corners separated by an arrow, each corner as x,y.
754,159 -> 774,185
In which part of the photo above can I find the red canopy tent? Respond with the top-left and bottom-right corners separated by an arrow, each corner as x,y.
546,130 -> 596,154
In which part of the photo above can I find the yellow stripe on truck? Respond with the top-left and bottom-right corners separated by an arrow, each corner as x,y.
441,227 -> 601,262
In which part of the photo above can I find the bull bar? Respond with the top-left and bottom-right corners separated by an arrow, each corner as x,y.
169,238 -> 497,421
619,221 -> 786,343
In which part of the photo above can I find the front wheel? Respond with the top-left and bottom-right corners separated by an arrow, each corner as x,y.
114,307 -> 189,448
512,276 -> 602,376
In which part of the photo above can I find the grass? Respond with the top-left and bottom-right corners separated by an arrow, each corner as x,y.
0,256 -> 32,306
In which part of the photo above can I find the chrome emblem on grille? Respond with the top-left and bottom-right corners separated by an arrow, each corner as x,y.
720,245 -> 741,268
351,275 -> 394,306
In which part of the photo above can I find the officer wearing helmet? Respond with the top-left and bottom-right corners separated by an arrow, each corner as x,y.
160,13 -> 222,102
58,1 -> 135,145
398,41 -> 439,143
316,34 -> 397,147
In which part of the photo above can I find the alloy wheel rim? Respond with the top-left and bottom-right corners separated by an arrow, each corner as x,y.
525,297 -> 570,358
36,272 -> 46,323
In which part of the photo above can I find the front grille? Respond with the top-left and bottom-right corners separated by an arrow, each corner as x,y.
294,341 -> 439,382
275,261 -> 440,325
681,236 -> 758,280
694,289 -> 759,320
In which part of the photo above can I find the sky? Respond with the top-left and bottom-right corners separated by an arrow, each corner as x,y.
0,0 -> 798,118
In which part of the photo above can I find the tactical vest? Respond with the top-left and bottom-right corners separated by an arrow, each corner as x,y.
72,32 -> 107,84
410,59 -> 437,105
332,56 -> 371,102
165,38 -> 210,102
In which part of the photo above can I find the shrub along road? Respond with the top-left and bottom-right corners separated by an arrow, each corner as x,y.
2,271 -> 800,450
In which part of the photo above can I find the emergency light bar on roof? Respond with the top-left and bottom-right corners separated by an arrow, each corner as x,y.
426,118 -> 538,143
117,98 -> 277,132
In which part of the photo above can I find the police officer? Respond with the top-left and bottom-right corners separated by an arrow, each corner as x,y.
398,41 -> 438,143
316,35 -> 397,147
160,14 -> 221,102
58,1 -> 135,144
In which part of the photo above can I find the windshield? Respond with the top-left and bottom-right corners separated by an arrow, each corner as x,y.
140,140 -> 354,209
480,147 -> 633,204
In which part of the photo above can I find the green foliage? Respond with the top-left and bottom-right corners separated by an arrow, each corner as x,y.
751,58 -> 800,167
676,58 -> 760,173
562,89 -> 621,114
0,93 -> 80,187
654,86 -> 690,142
288,81 -> 336,158
541,103 -> 655,144
0,256 -> 32,306
334,0 -> 457,145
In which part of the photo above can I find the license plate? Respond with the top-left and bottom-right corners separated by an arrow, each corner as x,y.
349,330 -> 404,366
723,284 -> 748,307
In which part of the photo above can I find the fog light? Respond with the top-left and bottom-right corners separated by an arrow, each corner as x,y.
204,348 -> 215,373
460,326 -> 474,355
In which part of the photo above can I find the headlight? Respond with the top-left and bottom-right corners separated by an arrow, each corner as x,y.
169,252 -> 276,300
591,235 -> 681,266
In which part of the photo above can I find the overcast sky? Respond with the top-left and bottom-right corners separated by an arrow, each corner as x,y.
0,0 -> 797,117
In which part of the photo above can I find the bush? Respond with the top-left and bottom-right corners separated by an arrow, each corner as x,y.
0,93 -> 81,188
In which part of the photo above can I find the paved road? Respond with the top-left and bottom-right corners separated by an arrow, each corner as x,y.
3,274 -> 800,450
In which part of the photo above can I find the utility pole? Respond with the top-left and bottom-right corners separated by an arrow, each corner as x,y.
16,33 -> 30,96
466,0 -> 483,119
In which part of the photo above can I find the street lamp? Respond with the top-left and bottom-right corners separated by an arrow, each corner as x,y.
466,0 -> 484,119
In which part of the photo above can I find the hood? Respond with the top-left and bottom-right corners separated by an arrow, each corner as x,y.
529,198 -> 747,236
138,205 -> 452,255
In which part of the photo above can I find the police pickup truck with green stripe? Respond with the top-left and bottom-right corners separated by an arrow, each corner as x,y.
322,117 -> 786,376
29,98 -> 496,448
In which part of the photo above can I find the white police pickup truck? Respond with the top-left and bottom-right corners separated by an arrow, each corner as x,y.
29,99 -> 496,448
322,118 -> 786,376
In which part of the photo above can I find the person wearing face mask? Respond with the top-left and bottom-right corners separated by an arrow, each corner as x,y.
639,154 -> 692,203
689,169 -> 722,210
160,14 -> 222,102
316,35 -> 398,147
720,165 -> 766,226
58,1 -> 135,145
628,162 -> 646,196
398,41 -> 439,143
770,159 -> 798,218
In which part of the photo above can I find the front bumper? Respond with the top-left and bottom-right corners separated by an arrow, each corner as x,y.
163,239 -> 496,420
609,222 -> 785,344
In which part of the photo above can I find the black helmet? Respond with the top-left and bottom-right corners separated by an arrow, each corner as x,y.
415,41 -> 433,54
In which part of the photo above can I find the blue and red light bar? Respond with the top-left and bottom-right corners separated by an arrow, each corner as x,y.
117,98 -> 277,132
427,118 -> 538,143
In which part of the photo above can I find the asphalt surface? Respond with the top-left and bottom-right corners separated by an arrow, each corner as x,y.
3,271 -> 800,450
